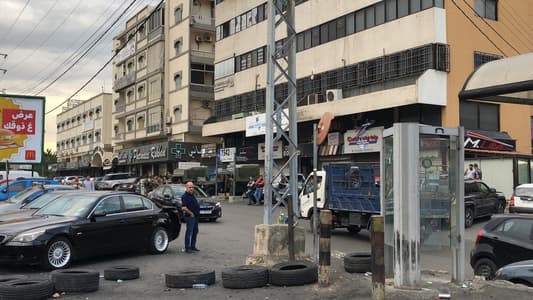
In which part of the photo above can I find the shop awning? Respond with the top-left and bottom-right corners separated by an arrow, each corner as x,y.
459,52 -> 533,104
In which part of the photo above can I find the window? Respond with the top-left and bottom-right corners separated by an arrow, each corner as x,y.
320,23 -> 328,44
257,47 -> 265,64
127,90 -> 134,103
365,6 -> 375,29
386,0 -> 397,21
346,13 -> 355,35
328,21 -> 337,42
398,0 -> 409,17
460,101 -> 499,131
174,105 -> 182,122
138,23 -> 146,39
95,131 -> 101,142
95,197 -> 122,214
174,72 -> 182,90
127,61 -> 134,73
311,27 -> 320,47
123,195 -> 147,212
175,6 -> 183,24
474,51 -> 502,68
138,85 -> 145,98
191,64 -> 214,85
149,8 -> 162,31
297,33 -> 304,52
375,2 -> 385,25
127,119 -> 133,131
355,10 -> 365,32
304,30 -> 312,50
174,39 -> 182,56
138,55 -> 145,68
494,218 -> 533,241
410,0 -> 421,13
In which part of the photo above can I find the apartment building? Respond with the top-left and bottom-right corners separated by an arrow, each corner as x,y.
56,93 -> 112,176
111,2 -> 218,177
204,0 -> 533,194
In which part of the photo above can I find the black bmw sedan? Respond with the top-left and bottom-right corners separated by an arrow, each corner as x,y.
149,184 -> 222,222
0,191 -> 181,270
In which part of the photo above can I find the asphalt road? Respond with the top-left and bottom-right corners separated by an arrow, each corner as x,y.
0,200 -> 489,299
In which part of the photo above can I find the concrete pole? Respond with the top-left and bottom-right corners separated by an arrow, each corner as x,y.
371,216 -> 385,300
318,209 -> 331,287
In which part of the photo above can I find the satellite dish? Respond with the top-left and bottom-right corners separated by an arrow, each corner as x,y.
317,112 -> 334,145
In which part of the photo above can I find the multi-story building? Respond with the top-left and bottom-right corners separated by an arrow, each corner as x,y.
111,2 -> 218,177
56,93 -> 112,176
204,0 -> 533,197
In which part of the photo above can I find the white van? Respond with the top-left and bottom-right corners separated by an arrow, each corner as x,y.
0,170 -> 41,180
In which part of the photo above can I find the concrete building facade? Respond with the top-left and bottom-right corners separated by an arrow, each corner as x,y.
204,0 -> 533,194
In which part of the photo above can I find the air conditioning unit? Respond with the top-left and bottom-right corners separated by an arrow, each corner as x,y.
326,89 -> 343,101
306,94 -> 319,105
195,35 -> 203,42
204,35 -> 213,42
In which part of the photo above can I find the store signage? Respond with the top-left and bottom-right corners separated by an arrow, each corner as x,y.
464,131 -> 515,152
343,127 -> 383,153
219,147 -> 236,162
258,141 -> 283,160
201,143 -> 217,158
245,109 -> 289,137
118,142 -> 168,165
328,132 -> 340,146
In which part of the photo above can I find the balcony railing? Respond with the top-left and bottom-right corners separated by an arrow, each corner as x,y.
113,72 -> 136,91
190,50 -> 214,60
146,124 -> 161,134
190,83 -> 214,95
190,15 -> 215,26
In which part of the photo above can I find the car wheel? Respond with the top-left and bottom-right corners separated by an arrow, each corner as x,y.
113,185 -> 120,191
465,207 -> 474,228
148,226 -> 169,254
474,258 -> 497,279
43,237 -> 73,270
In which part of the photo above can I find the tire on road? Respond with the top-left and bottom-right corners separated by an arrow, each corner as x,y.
165,269 -> 215,288
0,275 -> 28,284
42,237 -> 73,270
222,265 -> 269,289
51,269 -> 100,292
344,252 -> 371,273
104,265 -> 140,281
270,260 -> 318,286
474,258 -> 497,279
0,279 -> 54,300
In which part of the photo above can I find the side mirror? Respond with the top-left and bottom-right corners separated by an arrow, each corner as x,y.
92,209 -> 107,218
490,188 -> 496,193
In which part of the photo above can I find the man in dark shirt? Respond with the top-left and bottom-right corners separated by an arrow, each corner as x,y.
181,181 -> 200,253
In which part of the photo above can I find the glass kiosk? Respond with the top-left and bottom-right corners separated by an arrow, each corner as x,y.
382,123 -> 465,287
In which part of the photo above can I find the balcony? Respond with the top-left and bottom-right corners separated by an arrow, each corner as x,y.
115,104 -> 125,114
113,73 -> 136,91
190,50 -> 214,61
190,83 -> 214,99
190,15 -> 215,31
146,124 -> 161,134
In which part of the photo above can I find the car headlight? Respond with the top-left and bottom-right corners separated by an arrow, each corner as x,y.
7,229 -> 46,245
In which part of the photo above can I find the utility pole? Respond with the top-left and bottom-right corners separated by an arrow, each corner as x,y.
265,0 -> 298,259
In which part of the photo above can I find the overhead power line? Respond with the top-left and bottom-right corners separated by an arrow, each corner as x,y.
0,0 -> 31,43
45,0 -> 165,115
450,0 -> 507,56
460,0 -> 520,55
35,0 -> 140,96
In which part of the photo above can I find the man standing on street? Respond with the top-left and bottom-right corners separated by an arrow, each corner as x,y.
83,175 -> 94,190
181,181 -> 200,253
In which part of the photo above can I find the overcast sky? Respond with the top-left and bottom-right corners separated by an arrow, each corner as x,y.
0,0 -> 157,152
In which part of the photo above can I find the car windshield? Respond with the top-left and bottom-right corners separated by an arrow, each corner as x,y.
24,193 -> 66,209
515,187 -> 533,197
6,188 -> 40,203
169,186 -> 208,198
35,194 -> 99,217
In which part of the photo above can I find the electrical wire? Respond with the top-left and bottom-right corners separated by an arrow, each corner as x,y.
0,0 -> 31,44
7,0 -> 84,72
6,0 -> 60,56
460,0 -> 520,55
497,4 -> 533,50
449,0 -> 507,56
16,0 -> 133,94
34,0 -> 140,96
45,0 -> 164,115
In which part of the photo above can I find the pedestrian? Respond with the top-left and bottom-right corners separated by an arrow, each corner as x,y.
464,164 -> 476,179
254,175 -> 264,205
83,175 -> 94,190
245,176 -> 256,205
473,163 -> 482,180
72,176 -> 81,189
181,181 -> 200,253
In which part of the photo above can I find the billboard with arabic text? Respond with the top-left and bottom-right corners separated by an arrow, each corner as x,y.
0,95 -> 45,163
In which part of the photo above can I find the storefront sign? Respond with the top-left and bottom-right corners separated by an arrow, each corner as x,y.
258,141 -> 283,160
464,131 -> 515,152
201,143 -> 217,158
219,147 -> 236,162
118,142 -> 168,165
343,127 -> 383,154
245,109 -> 289,137
328,132 -> 340,146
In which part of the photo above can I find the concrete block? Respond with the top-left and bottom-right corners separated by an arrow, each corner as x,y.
252,224 -> 305,257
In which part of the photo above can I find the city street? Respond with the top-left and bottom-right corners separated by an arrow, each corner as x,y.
0,199 -> 488,299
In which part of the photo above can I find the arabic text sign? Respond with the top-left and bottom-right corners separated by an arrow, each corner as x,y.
245,109 -> 289,137
0,95 -> 44,163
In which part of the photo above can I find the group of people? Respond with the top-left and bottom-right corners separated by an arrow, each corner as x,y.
245,175 -> 288,205
70,176 -> 95,190
464,163 -> 482,180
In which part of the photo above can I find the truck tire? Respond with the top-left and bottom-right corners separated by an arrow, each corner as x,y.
344,252 -> 371,273
347,226 -> 361,234
270,261 -> 318,286
222,265 -> 269,289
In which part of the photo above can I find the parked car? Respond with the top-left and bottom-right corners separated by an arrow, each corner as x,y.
0,191 -> 77,222
509,184 -> 533,213
96,173 -> 136,190
0,178 -> 59,201
470,215 -> 533,278
0,191 -> 181,269
149,184 -> 222,222
62,176 -> 83,185
494,260 -> 533,287
0,185 -> 75,213
117,177 -> 143,193
53,176 -> 65,183
464,180 -> 507,228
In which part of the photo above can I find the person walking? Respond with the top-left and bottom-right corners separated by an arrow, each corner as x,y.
473,163 -> 482,179
181,181 -> 200,253
83,175 -> 95,190
254,175 -> 265,205
245,176 -> 256,205
464,164 -> 476,179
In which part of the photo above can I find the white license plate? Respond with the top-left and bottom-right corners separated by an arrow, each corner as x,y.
200,210 -> 211,214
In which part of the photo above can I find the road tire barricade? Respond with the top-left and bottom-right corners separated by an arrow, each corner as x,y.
104,265 -> 140,281
0,275 -> 28,284
51,269 -> 100,293
165,269 -> 216,288
269,261 -> 318,286
221,265 -> 269,289
0,279 -> 54,300
344,252 -> 372,273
